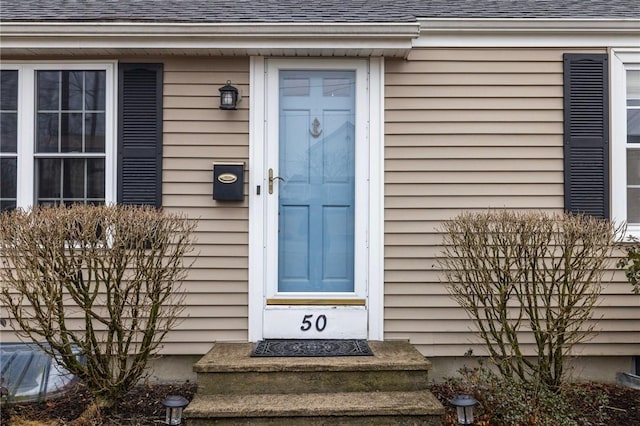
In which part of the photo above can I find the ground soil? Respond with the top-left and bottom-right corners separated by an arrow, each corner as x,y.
1,381 -> 638,425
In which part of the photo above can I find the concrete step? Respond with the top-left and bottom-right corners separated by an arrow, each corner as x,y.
184,390 -> 444,425
193,340 -> 433,395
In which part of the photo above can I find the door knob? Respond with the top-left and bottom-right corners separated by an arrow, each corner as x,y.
268,168 -> 285,194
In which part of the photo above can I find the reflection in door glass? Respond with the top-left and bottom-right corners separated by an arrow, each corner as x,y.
282,78 -> 310,97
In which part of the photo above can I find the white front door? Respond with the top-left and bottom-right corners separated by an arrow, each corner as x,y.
249,57 -> 384,341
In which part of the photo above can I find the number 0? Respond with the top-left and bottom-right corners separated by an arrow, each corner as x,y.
315,315 -> 327,332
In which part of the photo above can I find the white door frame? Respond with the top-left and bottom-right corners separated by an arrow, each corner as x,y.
248,56 -> 384,342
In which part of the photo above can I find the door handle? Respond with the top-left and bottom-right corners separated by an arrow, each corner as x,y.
268,168 -> 285,194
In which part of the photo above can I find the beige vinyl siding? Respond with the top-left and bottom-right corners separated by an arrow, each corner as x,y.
161,57 -> 250,354
3,50 -> 639,360
384,48 -> 640,357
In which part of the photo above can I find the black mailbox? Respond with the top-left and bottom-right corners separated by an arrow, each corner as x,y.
213,163 -> 244,201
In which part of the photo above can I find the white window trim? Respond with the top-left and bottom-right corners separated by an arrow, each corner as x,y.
248,57 -> 384,342
0,61 -> 117,210
611,50 -> 640,239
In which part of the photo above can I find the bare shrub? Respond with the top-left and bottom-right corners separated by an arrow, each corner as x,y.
438,211 -> 621,389
0,204 -> 197,418
616,236 -> 640,295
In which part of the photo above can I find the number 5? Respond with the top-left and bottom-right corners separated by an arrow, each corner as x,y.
300,314 -> 313,331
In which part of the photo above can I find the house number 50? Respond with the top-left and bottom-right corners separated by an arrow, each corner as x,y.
300,314 -> 327,332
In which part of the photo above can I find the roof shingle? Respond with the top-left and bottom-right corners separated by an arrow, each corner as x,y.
1,0 -> 639,23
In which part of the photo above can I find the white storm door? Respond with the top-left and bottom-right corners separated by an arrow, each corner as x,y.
263,60 -> 369,339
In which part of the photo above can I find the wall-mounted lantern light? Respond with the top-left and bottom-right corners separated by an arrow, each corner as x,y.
450,394 -> 479,425
219,80 -> 240,110
162,394 -> 189,425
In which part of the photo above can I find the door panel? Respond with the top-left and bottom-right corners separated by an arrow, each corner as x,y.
277,70 -> 356,293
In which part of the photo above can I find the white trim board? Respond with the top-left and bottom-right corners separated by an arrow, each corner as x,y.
0,22 -> 418,58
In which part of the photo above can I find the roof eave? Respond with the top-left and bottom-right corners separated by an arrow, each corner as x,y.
0,22 -> 421,57
417,18 -> 640,47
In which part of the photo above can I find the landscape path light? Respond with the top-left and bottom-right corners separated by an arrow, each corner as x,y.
450,394 -> 479,425
162,394 -> 189,425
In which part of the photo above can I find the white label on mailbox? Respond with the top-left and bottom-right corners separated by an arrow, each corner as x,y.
218,173 -> 238,184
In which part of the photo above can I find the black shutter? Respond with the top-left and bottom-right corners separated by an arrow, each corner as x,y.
563,54 -> 609,219
118,63 -> 163,207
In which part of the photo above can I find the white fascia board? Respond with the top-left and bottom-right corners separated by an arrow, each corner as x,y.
416,19 -> 640,48
0,22 -> 420,56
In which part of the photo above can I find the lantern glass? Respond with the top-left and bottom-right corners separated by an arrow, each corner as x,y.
456,405 -> 474,425
165,406 -> 183,425
221,91 -> 235,108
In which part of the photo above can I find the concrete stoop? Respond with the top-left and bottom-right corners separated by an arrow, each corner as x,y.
184,340 -> 444,425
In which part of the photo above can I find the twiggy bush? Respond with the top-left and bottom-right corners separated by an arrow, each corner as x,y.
616,235 -> 640,295
438,211 -> 621,389
436,360 -> 608,426
0,204 -> 196,418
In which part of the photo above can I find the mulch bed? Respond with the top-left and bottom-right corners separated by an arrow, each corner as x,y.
1,381 -> 638,425
0,382 -> 197,425
430,382 -> 640,426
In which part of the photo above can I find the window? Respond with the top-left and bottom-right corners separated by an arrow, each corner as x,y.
0,63 -> 115,210
624,70 -> 640,223
612,51 -> 640,236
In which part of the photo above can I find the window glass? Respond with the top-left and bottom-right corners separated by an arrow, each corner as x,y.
0,70 -> 18,210
628,188 -> 640,223
60,71 -> 84,111
36,70 -> 106,154
0,70 -> 18,111
85,112 -> 105,152
628,71 -> 640,143
85,71 -> 106,111
0,158 -> 17,211
1,70 -> 18,153
35,69 -> 107,205
60,112 -> 83,152
0,111 -> 17,153
628,70 -> 640,102
627,149 -> 640,223
36,158 -> 61,203
86,159 -> 105,199
37,71 -> 60,111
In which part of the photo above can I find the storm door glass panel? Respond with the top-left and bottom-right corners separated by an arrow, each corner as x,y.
0,70 -> 18,211
627,70 -> 640,223
278,70 -> 356,293
35,70 -> 106,205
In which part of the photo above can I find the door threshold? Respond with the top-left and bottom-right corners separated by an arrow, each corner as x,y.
266,298 -> 366,306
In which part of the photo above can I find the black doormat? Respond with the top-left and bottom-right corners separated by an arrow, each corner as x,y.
251,339 -> 373,357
